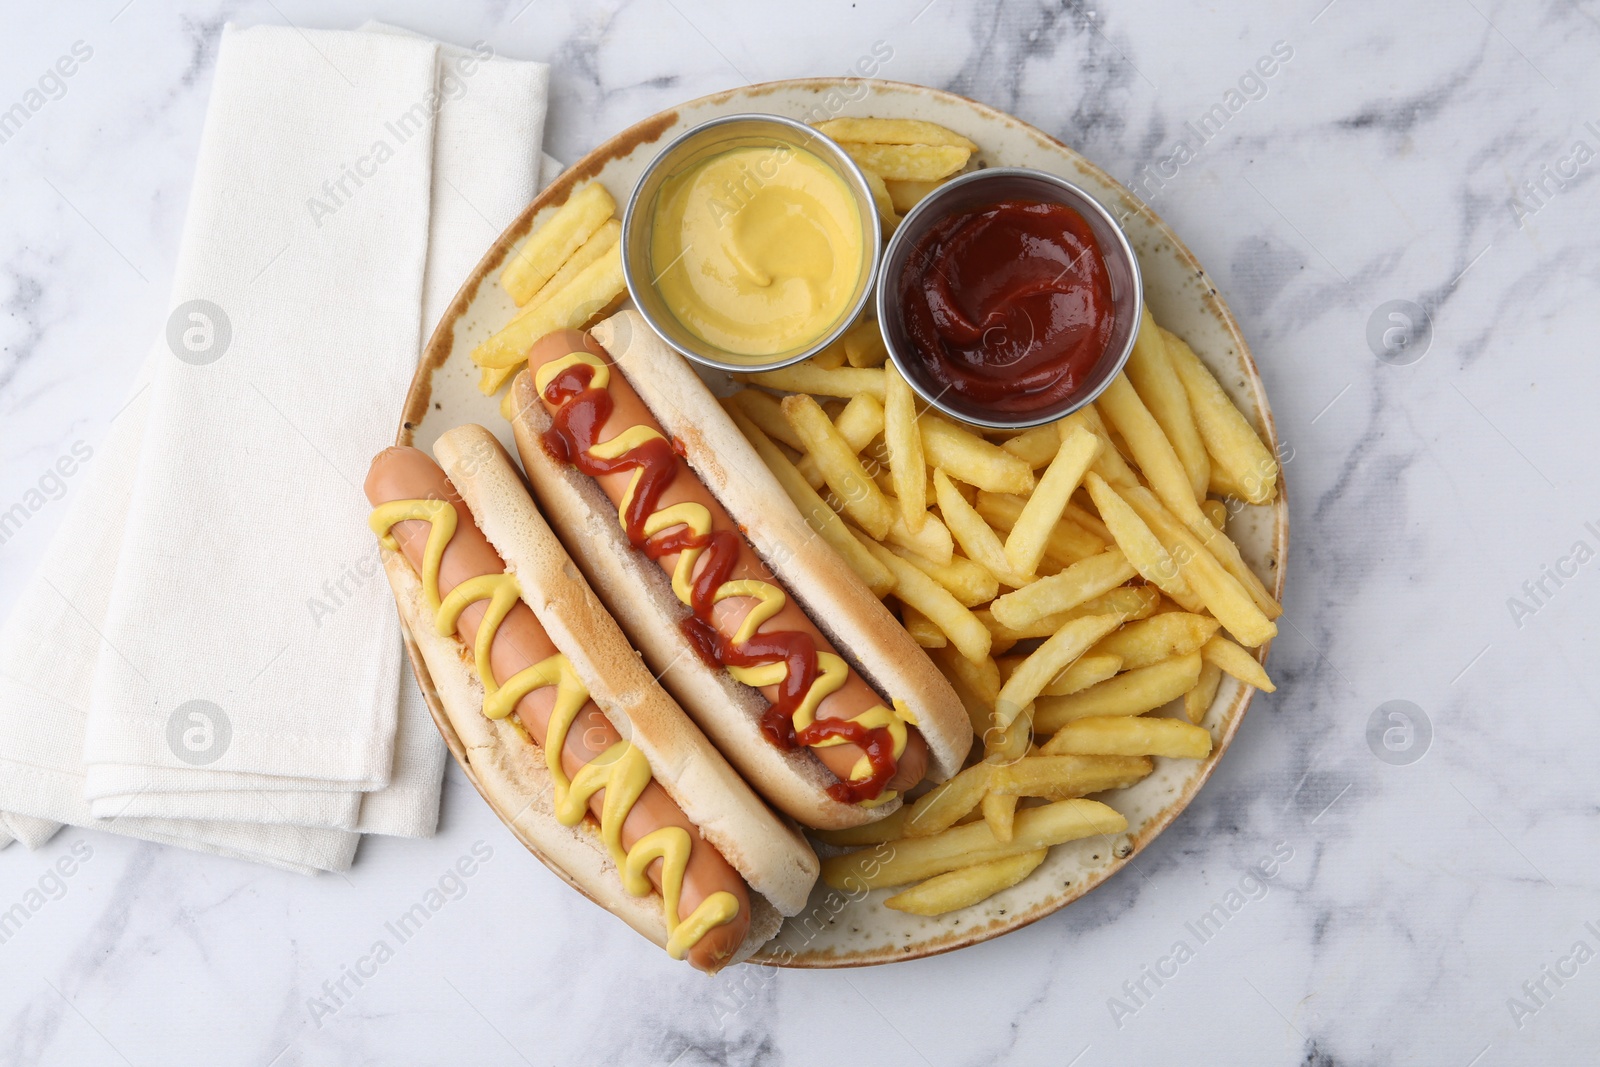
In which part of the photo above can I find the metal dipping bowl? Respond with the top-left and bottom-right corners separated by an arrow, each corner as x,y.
876,167 -> 1143,429
621,113 -> 883,373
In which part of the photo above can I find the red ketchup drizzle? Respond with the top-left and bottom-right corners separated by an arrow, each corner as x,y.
540,360 -> 896,803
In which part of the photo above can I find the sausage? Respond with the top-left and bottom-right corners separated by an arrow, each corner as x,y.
366,446 -> 751,972
523,330 -> 930,797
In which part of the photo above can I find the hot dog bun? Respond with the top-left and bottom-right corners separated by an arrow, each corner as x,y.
379,424 -> 817,967
508,311 -> 972,830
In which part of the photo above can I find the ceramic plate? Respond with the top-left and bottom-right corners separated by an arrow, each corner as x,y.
396,78 -> 1288,968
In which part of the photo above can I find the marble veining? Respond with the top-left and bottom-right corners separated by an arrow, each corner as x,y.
3,1 -> 1599,1064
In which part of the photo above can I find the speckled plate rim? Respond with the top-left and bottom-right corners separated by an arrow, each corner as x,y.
393,77 -> 1288,969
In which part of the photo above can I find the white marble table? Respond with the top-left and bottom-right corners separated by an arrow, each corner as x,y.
3,1 -> 1598,1063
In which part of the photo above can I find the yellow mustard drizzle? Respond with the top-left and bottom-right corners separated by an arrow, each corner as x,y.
370,498 -> 739,959
535,352 -> 915,803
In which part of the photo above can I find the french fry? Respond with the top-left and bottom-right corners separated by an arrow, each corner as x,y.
885,178 -> 945,213
994,614 -> 1124,727
1161,326 -> 1278,504
930,645 -> 1001,708
784,394 -> 896,539
923,416 -> 1036,495
976,492 -> 1106,564
984,702 -> 1033,764
993,646 -> 1035,675
972,612 -> 1017,655
843,319 -> 889,368
1185,661 -> 1224,724
982,792 -> 1019,843
1120,485 -> 1276,646
482,361 -> 521,397
474,242 -> 626,371
1202,634 -> 1275,692
1065,500 -> 1112,543
1186,511 -> 1281,619
1075,404 -> 1142,488
811,806 -> 910,847
889,546 -> 997,606
989,754 -> 1153,799
820,799 -> 1127,890
797,393 -> 884,489
997,645 -> 1056,675
884,849 -> 1048,916
859,168 -> 898,232
994,654 -> 1021,683
734,364 -> 885,401
1082,472 -> 1203,611
1206,465 -> 1266,504
876,507 -> 954,565
814,117 -> 978,150
498,380 -> 521,422
1004,424 -> 1099,577
933,470 -> 1032,588
1089,612 -> 1220,671
1040,716 -> 1213,761
901,605 -> 948,648
1092,394 -> 1276,618
857,533 -> 990,663
1107,428 -> 1137,466
1038,652 -> 1123,697
725,402 -> 894,596
1001,424 -> 1063,469
812,339 -> 848,369
835,392 -> 888,441
988,549 -> 1136,630
526,217 -> 621,309
1096,374 -> 1208,527
842,142 -> 970,182
1033,653 -> 1203,733
729,388 -> 805,450
931,649 -> 999,738
499,181 -> 616,305
992,659 -> 1030,684
883,363 -> 926,531
1127,307 -> 1209,502
976,586 -> 1161,643
870,450 -> 936,504
1119,486 -> 1270,634
904,762 -> 992,837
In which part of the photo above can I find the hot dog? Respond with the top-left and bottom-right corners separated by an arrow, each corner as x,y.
507,311 -> 973,829
366,424 -> 817,971
532,329 -> 930,795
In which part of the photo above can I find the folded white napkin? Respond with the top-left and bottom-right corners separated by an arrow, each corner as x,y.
0,23 -> 551,871
0,356 -> 358,874
0,812 -> 59,850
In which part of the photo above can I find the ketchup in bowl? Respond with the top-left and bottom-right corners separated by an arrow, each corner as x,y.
897,198 -> 1114,417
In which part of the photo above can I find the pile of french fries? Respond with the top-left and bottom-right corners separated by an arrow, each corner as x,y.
474,115 -> 1283,919
812,117 -> 976,233
471,180 -> 627,416
724,298 -> 1282,916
